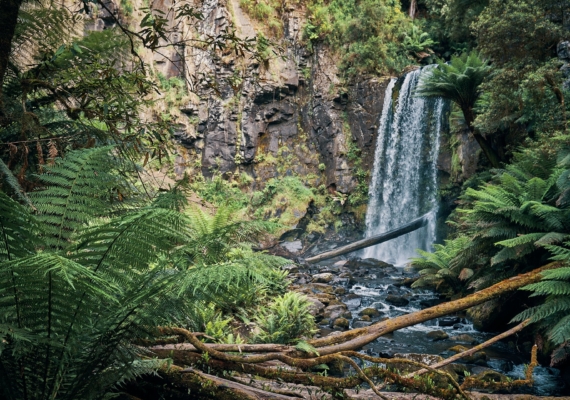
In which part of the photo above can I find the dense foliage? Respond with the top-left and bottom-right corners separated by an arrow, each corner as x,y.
411,0 -> 570,362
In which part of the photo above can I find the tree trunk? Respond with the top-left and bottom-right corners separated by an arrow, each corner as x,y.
305,214 -> 428,263
0,0 -> 23,121
463,107 -> 501,168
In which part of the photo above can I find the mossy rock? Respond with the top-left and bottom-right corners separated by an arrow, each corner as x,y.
426,330 -> 449,341
359,307 -> 381,317
333,318 -> 350,329
474,370 -> 509,383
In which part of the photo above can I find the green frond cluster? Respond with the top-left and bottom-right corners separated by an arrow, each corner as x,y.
411,237 -> 470,291
413,149 -> 570,301
254,292 -> 317,344
513,237 -> 570,345
416,51 -> 490,112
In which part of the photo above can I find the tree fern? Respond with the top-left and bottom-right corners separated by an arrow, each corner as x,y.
30,146 -> 126,248
410,237 -> 470,290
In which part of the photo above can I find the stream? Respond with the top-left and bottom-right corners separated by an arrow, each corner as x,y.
298,255 -> 568,396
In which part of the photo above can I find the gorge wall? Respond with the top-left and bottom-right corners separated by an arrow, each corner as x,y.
89,0 -> 482,235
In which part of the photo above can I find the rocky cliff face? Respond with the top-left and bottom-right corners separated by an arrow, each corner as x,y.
87,0 -> 480,235
142,0 -> 392,195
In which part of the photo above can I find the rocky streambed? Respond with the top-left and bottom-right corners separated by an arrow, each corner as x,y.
287,257 -> 568,396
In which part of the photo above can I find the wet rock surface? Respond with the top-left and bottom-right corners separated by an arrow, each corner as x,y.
287,255 -> 567,396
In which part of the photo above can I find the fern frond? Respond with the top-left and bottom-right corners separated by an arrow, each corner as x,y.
0,158 -> 32,206
296,341 -> 320,356
31,147 -> 124,248
0,191 -> 41,262
522,281 -> 570,296
549,314 -> 570,344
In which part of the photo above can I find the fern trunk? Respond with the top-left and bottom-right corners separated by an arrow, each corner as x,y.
463,106 -> 501,168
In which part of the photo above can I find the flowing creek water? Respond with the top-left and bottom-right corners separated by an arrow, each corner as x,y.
298,67 -> 567,395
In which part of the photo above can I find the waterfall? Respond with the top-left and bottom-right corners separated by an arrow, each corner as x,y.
363,67 -> 446,266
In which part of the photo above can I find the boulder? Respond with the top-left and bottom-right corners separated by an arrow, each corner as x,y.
360,315 -> 371,322
426,330 -> 449,341
323,304 -> 348,320
308,283 -> 335,294
419,298 -> 445,308
359,307 -> 381,317
333,317 -> 350,329
385,295 -> 409,306
448,345 -> 469,353
450,334 -> 476,344
334,287 -> 347,295
343,294 -> 361,308
306,298 -> 325,316
353,320 -> 372,328
312,273 -> 335,284
282,264 -> 299,274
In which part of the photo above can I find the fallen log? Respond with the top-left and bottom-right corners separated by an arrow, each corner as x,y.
305,213 -> 429,263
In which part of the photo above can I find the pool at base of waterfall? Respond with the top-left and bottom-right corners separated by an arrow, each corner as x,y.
294,256 -> 568,396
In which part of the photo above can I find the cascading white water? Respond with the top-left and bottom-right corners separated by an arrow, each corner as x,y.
363,67 -> 446,265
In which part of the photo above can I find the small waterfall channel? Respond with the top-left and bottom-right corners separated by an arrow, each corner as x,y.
363,67 -> 445,265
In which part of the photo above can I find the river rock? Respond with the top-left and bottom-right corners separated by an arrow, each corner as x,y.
448,345 -> 469,353
448,345 -> 487,364
359,307 -> 381,317
438,316 -> 460,327
353,320 -> 372,328
282,264 -> 299,274
419,298 -> 445,308
338,272 -> 356,284
323,304 -> 348,320
312,273 -> 335,283
450,334 -> 476,344
385,295 -> 409,306
308,283 -> 335,294
467,297 -> 514,331
343,294 -> 361,308
334,287 -> 346,295
306,298 -> 325,316
333,317 -> 349,329
333,260 -> 349,268
360,315 -> 371,321
426,330 -> 449,341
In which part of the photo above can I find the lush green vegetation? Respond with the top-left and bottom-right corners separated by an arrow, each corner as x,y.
0,2 -> 315,398
240,0 -> 437,76
412,0 -> 570,360
2,0 -> 570,396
